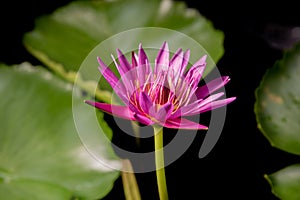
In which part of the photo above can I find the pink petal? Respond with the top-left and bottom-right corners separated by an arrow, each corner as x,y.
138,92 -> 153,114
195,92 -> 225,108
111,53 -> 135,96
131,51 -> 146,86
185,93 -> 224,115
171,92 -> 225,118
170,48 -> 183,72
97,57 -> 128,103
111,53 -> 135,95
198,97 -> 236,113
116,48 -> 132,76
84,100 -> 134,120
134,113 -> 154,126
184,55 -> 206,88
155,42 -> 169,74
97,57 -> 119,89
138,43 -> 148,66
162,117 -> 208,130
181,49 -> 190,75
127,94 -> 154,125
138,44 -> 152,80
192,54 -> 207,68
155,103 -> 173,122
128,96 -> 139,113
131,52 -> 138,68
168,49 -> 184,85
196,76 -> 230,99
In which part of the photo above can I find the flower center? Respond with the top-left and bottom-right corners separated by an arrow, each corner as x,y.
149,85 -> 172,106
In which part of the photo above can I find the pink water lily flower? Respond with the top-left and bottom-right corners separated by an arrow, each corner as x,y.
85,42 -> 235,130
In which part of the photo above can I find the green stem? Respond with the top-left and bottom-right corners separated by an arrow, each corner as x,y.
153,125 -> 169,200
121,159 -> 141,200
131,121 -> 141,147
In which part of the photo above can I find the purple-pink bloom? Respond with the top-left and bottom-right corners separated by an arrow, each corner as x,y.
85,42 -> 236,130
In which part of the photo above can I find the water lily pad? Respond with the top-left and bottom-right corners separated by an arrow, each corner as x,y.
255,44 -> 300,155
0,63 -> 120,200
266,164 -> 300,200
23,0 -> 224,94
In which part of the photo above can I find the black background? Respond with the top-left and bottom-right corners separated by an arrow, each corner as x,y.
1,1 -> 300,200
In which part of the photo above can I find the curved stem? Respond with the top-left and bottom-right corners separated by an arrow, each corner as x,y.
153,125 -> 169,200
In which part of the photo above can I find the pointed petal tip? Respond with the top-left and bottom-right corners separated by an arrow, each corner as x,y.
222,76 -> 229,80
201,54 -> 207,63
116,48 -> 122,55
97,57 -> 107,68
161,41 -> 169,50
223,76 -> 231,84
196,54 -> 207,66
220,96 -> 236,107
110,54 -> 118,64
195,123 -> 208,130
229,96 -> 237,102
116,48 -> 127,58
191,54 -> 207,70
84,102 -> 135,120
184,49 -> 190,57
225,96 -> 236,102
196,124 -> 208,130
84,100 -> 95,106
163,118 -> 208,130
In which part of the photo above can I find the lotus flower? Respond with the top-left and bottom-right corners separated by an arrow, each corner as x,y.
85,42 -> 235,130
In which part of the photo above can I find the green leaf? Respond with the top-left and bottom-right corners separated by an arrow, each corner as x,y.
23,0 -> 224,97
0,63 -> 120,200
0,179 -> 72,200
255,44 -> 300,155
266,164 -> 300,200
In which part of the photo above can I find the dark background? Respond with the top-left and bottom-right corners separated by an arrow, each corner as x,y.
1,1 -> 300,199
